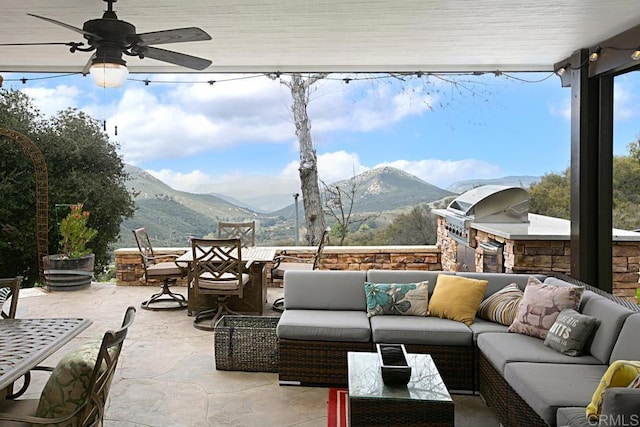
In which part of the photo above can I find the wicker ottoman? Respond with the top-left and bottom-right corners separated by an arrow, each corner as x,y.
214,315 -> 279,372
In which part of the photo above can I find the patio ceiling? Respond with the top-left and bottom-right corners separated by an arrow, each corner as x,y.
2,0 -> 640,74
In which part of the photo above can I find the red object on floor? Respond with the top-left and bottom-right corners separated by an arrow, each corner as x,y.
328,388 -> 348,427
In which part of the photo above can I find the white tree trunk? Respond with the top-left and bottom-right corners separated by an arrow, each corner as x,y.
283,73 -> 327,245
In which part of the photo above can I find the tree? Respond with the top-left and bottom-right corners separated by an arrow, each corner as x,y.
529,140 -> 640,231
279,73 -> 328,245
321,173 -> 379,245
276,72 -> 487,245
528,168 -> 571,219
381,205 -> 438,245
0,89 -> 134,285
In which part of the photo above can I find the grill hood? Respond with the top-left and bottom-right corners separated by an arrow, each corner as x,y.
446,185 -> 529,223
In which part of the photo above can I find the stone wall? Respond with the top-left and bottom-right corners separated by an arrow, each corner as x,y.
436,217 -> 639,303
115,245 -> 442,288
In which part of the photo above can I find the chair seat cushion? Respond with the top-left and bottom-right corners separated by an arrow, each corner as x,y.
277,309 -> 371,342
197,273 -> 249,290
273,262 -> 313,277
146,262 -> 183,277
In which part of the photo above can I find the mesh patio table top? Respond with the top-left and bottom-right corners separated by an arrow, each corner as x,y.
0,318 -> 92,390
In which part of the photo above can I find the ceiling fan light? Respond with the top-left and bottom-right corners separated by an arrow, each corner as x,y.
90,62 -> 129,88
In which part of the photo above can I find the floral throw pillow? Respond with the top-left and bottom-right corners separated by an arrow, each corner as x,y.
508,276 -> 584,339
364,281 -> 429,317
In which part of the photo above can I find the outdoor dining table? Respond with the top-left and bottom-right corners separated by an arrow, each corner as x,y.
0,317 -> 92,397
176,246 -> 277,316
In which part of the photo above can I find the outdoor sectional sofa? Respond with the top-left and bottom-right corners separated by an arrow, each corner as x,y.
275,269 -> 640,427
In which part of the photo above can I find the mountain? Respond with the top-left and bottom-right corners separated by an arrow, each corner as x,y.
272,166 -> 455,217
343,167 -> 455,212
118,165 -> 264,248
447,175 -> 540,194
125,165 -> 259,219
117,165 -> 456,248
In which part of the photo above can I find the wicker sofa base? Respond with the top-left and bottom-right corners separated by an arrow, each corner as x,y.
478,351 -> 549,427
279,339 -> 474,391
278,339 -> 373,387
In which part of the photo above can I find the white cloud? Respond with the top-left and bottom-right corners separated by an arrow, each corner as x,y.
614,81 -> 637,120
21,85 -> 81,117
87,74 -> 437,164
308,78 -> 435,134
374,159 -> 502,188
549,79 -> 637,122
147,169 -> 215,192
549,96 -> 571,120
281,150 -> 369,184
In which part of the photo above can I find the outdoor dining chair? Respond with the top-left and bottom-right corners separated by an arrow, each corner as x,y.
217,221 -> 256,247
190,238 -> 250,331
132,227 -> 187,310
0,306 -> 136,427
0,276 -> 22,319
271,227 -> 330,311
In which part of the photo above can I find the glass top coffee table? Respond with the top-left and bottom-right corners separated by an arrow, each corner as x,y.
347,351 -> 454,426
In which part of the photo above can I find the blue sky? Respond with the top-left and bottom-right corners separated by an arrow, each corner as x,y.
3,70 -> 639,209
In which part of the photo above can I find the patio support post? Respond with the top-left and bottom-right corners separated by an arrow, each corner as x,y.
569,49 -> 614,292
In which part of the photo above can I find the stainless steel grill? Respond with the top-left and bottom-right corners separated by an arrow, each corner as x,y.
438,185 -> 530,245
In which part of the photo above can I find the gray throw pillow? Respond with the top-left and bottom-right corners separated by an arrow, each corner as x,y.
543,308 -> 599,356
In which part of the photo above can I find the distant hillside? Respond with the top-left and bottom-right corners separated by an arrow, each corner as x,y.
117,165 -> 456,247
272,166 -> 455,217
125,165 -> 260,219
117,165 -> 265,248
119,198 -> 216,248
447,176 -> 540,194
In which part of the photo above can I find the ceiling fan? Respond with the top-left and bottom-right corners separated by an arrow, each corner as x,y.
1,0 -> 212,87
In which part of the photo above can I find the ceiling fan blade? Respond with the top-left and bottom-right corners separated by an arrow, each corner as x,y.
140,46 -> 212,70
135,27 -> 211,46
0,42 -> 82,46
27,13 -> 102,40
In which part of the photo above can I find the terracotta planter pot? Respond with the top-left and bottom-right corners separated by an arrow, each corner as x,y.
43,253 -> 95,291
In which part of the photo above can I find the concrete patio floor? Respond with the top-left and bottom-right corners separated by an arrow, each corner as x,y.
13,283 -> 500,426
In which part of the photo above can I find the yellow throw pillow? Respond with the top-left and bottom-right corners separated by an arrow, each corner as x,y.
428,275 -> 488,326
586,360 -> 640,422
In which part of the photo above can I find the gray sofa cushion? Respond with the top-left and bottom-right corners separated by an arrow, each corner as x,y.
600,388 -> 640,424
370,315 -> 472,346
365,270 -> 444,295
469,318 -> 508,343
609,313 -> 640,362
504,362 -> 607,426
580,295 -> 633,364
478,332 -> 602,374
276,309 -> 371,342
457,272 -> 541,296
556,407 -> 591,427
283,270 -> 367,310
